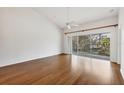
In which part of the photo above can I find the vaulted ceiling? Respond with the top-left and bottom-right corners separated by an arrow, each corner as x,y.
34,7 -> 119,29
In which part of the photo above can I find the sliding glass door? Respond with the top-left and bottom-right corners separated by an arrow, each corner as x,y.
72,36 -> 78,55
78,35 -> 91,56
72,32 -> 110,60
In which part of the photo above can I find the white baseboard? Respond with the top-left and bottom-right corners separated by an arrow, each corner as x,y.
120,69 -> 124,79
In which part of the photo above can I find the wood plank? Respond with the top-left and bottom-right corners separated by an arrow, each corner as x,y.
0,54 -> 123,85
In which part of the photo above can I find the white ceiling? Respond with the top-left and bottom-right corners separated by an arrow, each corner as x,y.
34,7 -> 119,29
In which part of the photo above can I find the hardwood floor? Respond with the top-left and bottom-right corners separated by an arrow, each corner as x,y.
0,54 -> 123,85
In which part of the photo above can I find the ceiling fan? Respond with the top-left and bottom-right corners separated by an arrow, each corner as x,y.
66,8 -> 79,29
66,21 -> 79,29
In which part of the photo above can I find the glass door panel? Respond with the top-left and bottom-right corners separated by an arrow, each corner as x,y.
72,36 -> 78,55
78,35 -> 91,56
90,33 -> 110,60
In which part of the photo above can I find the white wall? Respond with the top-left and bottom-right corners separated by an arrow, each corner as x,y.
119,8 -> 124,79
64,16 -> 118,63
0,8 -> 63,67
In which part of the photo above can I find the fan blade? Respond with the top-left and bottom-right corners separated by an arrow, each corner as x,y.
72,24 -> 79,26
70,21 -> 79,27
67,25 -> 71,29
